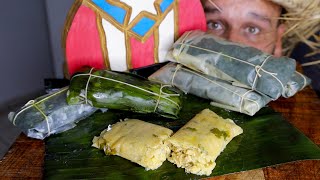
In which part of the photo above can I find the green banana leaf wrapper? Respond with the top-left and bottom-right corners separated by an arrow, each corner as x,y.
149,63 -> 272,116
167,30 -> 311,99
285,72 -> 311,97
8,87 -> 98,139
67,69 -> 183,119
44,94 -> 320,179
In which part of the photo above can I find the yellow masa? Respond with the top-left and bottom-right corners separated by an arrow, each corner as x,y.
92,119 -> 173,170
166,109 -> 243,176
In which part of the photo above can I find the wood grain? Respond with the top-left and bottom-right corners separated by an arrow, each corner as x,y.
263,86 -> 320,180
0,86 -> 319,179
0,134 -> 44,179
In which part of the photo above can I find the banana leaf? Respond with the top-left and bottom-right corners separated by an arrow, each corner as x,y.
284,72 -> 311,98
149,63 -> 272,116
67,69 -> 182,119
44,94 -> 320,179
167,30 -> 311,99
8,87 -> 97,139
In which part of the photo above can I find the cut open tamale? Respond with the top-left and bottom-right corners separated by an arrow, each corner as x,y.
92,119 -> 173,170
166,109 -> 243,176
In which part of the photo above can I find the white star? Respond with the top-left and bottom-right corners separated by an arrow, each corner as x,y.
120,0 -> 157,23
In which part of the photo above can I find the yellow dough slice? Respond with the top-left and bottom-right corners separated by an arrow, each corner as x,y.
92,119 -> 173,170
166,109 -> 243,176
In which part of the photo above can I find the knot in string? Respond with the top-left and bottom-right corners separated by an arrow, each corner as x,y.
171,64 -> 182,86
175,31 -> 192,63
254,65 -> 278,77
154,84 -> 180,112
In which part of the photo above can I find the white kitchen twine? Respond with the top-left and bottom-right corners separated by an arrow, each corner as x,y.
71,68 -> 181,112
153,84 -> 180,113
171,64 -> 182,86
239,90 -> 254,113
14,100 -> 51,135
84,68 -> 94,104
170,65 -> 260,113
251,55 -> 280,94
175,31 -> 192,63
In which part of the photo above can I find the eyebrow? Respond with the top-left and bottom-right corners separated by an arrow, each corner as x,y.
248,12 -> 272,25
204,7 -> 221,15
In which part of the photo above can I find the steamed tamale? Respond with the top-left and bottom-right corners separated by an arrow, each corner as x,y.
92,119 -> 173,170
8,87 -> 97,139
148,63 -> 271,116
167,30 -> 310,99
166,109 -> 243,176
67,68 -> 182,119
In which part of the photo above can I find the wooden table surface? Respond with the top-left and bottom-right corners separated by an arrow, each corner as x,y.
0,86 -> 319,179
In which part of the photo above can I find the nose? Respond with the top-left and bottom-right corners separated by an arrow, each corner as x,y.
225,30 -> 245,45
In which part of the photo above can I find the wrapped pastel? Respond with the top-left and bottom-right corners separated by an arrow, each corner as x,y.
148,63 -> 272,116
167,30 -> 310,99
67,68 -> 182,119
8,87 -> 97,139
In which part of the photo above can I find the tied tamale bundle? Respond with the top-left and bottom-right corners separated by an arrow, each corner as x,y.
8,87 -> 97,139
67,68 -> 182,119
167,30 -> 310,99
149,63 -> 272,116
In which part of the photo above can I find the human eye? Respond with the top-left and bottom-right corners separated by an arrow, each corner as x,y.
207,21 -> 224,31
245,26 -> 260,35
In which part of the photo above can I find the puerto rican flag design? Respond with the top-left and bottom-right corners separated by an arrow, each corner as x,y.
65,0 -> 206,76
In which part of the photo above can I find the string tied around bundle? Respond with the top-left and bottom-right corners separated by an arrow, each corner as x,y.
15,100 -> 51,135
153,84 -> 181,113
251,55 -> 285,98
174,42 -> 286,98
72,70 -> 181,113
84,68 -> 94,105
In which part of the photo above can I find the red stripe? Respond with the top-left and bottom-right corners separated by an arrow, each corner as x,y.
130,35 -> 155,69
178,0 -> 207,36
66,5 -> 105,76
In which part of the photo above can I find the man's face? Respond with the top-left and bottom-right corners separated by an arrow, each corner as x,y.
203,0 -> 285,56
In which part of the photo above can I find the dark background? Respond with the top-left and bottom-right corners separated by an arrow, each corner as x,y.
0,0 -> 73,159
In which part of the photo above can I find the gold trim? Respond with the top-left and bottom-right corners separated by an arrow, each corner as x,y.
154,28 -> 159,64
125,31 -> 132,70
62,0 -> 84,78
126,11 -> 158,42
65,0 -> 178,71
83,0 -> 130,33
96,14 -> 110,69
127,1 -> 176,42
85,0 -> 175,42
174,0 -> 179,40
154,0 -> 162,15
